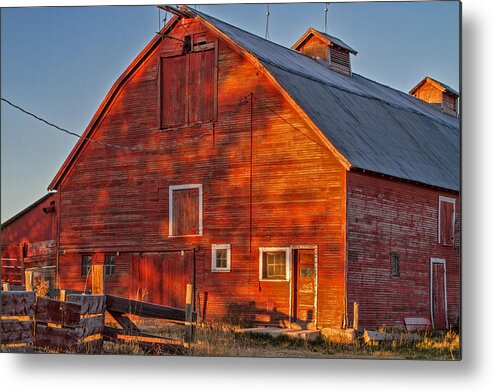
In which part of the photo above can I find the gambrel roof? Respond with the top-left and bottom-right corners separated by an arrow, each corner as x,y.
49,6 -> 460,192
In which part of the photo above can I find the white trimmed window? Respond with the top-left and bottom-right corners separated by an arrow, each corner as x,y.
438,195 -> 455,246
211,244 -> 231,272
259,247 -> 291,281
169,184 -> 203,237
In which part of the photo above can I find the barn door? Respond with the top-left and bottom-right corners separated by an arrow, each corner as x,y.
431,258 -> 447,330
131,251 -> 194,308
292,249 -> 316,328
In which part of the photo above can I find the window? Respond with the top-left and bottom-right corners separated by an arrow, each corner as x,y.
438,196 -> 455,246
211,244 -> 231,272
390,253 -> 400,277
104,255 -> 116,276
160,33 -> 216,128
259,247 -> 291,281
81,255 -> 92,277
169,184 -> 203,237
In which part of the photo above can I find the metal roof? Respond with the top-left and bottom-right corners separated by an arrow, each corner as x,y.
317,30 -> 358,54
193,9 -> 460,191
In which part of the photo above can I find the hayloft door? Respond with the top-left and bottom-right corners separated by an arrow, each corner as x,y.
292,249 -> 316,328
431,258 -> 447,330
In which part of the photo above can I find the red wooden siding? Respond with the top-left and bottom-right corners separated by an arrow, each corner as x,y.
431,262 -> 447,329
346,171 -> 460,330
439,199 -> 454,245
161,55 -> 188,127
172,188 -> 200,236
188,49 -> 216,123
55,17 -> 347,328
1,193 -> 58,284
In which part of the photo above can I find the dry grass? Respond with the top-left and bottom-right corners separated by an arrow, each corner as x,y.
126,322 -> 461,360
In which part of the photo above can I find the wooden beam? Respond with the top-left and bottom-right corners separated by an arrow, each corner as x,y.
353,302 -> 359,331
105,295 -> 196,322
102,326 -> 184,354
91,265 -> 104,295
25,271 -> 33,292
108,311 -> 141,334
184,284 -> 195,344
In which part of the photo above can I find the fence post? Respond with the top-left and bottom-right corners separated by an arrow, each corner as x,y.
91,265 -> 104,295
60,289 -> 66,302
2,282 -> 10,291
353,302 -> 359,331
25,271 -> 33,292
184,284 -> 194,345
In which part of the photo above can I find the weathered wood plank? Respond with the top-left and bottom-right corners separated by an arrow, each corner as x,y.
0,319 -> 34,344
103,326 -> 184,354
0,291 -> 36,316
35,296 -> 81,327
91,265 -> 104,295
80,315 -> 105,337
66,294 -> 106,315
34,323 -> 81,352
106,295 -> 196,322
108,311 -> 140,333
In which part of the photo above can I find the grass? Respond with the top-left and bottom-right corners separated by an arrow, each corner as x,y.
103,322 -> 460,360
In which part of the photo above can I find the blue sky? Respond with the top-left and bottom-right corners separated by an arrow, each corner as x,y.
1,2 -> 460,222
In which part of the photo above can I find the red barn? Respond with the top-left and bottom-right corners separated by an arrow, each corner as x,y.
4,6 -> 460,330
1,193 -> 58,286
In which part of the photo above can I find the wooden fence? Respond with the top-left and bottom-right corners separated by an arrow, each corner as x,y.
1,267 -> 197,354
0,291 -> 36,352
34,294 -> 105,353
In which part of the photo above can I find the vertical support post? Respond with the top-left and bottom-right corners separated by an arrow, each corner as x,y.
25,270 -> 33,292
353,302 -> 359,331
2,282 -> 10,291
184,284 -> 194,345
92,265 -> 104,295
60,289 -> 66,302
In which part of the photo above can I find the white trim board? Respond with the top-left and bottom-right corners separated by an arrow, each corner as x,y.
258,247 -> 291,282
168,184 -> 203,237
211,244 -> 231,272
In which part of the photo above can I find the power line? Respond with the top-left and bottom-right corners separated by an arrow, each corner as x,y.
0,97 -> 203,152
1,95 -> 332,156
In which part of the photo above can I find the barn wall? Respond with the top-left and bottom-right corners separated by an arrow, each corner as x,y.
1,193 -> 58,284
346,171 -> 460,329
1,194 -> 56,245
57,18 -> 347,327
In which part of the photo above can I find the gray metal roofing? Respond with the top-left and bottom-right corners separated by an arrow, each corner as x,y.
194,9 -> 460,191
317,30 -> 358,54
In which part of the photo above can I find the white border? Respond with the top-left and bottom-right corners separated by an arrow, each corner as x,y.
438,195 -> 456,245
168,184 -> 203,237
430,257 -> 448,330
258,247 -> 291,282
211,244 -> 231,272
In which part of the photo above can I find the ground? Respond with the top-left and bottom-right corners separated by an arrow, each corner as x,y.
103,322 -> 461,360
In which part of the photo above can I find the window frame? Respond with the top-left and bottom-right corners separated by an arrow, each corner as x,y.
438,195 -> 456,246
259,247 -> 291,282
390,252 -> 400,278
169,184 -> 203,237
104,254 -> 116,276
81,254 -> 92,277
211,244 -> 231,272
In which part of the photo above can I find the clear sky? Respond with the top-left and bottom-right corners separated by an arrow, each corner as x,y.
1,1 -> 460,222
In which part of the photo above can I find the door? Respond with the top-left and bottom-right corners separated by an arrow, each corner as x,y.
431,259 -> 447,330
292,249 -> 316,328
131,251 -> 194,308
